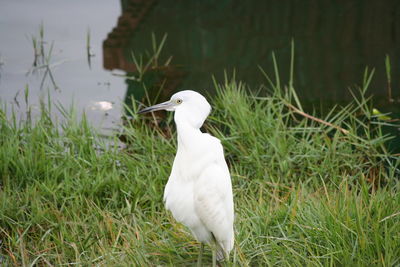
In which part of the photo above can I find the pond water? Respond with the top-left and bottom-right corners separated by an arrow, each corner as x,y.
0,0 -> 399,142
0,0 -> 125,133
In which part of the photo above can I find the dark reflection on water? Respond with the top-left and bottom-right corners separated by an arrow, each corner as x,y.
103,0 -> 400,151
105,0 -> 400,105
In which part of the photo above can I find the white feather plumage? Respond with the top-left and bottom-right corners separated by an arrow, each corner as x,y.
140,90 -> 234,264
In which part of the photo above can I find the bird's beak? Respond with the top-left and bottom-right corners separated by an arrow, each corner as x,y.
137,100 -> 175,114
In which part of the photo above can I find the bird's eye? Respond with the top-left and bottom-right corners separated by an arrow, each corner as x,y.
176,99 -> 183,104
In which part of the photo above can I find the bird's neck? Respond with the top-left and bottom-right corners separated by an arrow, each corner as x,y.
174,109 -> 205,150
175,121 -> 202,150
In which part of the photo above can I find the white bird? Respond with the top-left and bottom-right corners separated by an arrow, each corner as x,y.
138,90 -> 234,266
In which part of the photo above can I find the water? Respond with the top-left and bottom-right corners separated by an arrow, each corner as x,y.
0,0 -> 399,142
110,1 -> 400,104
0,0 -> 125,133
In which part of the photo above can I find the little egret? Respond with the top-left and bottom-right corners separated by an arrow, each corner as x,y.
138,90 -> 234,266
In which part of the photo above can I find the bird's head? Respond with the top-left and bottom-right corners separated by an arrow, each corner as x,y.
138,90 -> 211,128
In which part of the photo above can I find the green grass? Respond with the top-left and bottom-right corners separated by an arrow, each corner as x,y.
1,74 -> 400,266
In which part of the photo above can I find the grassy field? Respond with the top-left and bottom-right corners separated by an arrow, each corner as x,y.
1,71 -> 400,266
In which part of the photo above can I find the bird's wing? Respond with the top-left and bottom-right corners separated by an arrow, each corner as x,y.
193,161 -> 234,253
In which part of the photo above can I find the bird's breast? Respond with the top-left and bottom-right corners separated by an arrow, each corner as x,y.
163,133 -> 227,231
163,179 -> 200,227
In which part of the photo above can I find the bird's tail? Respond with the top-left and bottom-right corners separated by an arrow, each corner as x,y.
216,246 -> 226,262
216,236 -> 234,262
